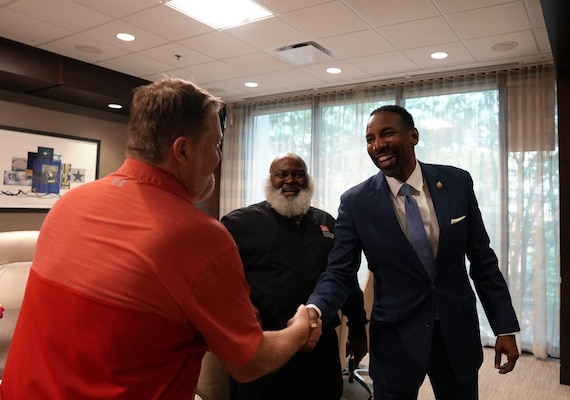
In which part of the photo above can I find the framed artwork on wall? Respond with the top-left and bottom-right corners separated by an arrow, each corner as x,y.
0,125 -> 100,210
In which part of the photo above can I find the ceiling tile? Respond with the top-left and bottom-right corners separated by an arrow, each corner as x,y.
8,0 -> 112,31
241,69 -> 325,92
0,8 -> 72,45
447,3 -> 531,40
123,6 -> 213,41
301,60 -> 368,82
225,52 -> 292,75
349,52 -> 418,75
179,31 -> 258,59
403,42 -> 475,68
98,53 -> 174,77
279,1 -> 370,39
379,17 -> 459,50
523,0 -> 547,28
208,84 -> 252,101
256,0 -> 330,14
82,20 -> 169,52
71,0 -> 159,18
138,43 -> 213,68
318,30 -> 396,59
184,61 -> 248,82
148,67 -> 210,86
345,0 -> 440,27
39,34 -> 129,63
533,27 -> 551,53
434,0 -> 511,13
226,16 -> 309,50
465,30 -> 539,61
210,80 -> 268,101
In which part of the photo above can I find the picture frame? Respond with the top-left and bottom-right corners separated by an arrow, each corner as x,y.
0,125 -> 100,210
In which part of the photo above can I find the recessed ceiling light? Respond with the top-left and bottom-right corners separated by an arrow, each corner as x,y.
108,103 -> 123,110
490,41 -> 519,52
327,67 -> 342,74
244,82 -> 258,88
164,0 -> 273,30
430,52 -> 448,60
116,33 -> 135,42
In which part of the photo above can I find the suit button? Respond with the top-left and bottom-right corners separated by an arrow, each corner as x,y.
425,321 -> 431,328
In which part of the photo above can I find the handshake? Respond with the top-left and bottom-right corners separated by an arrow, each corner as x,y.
286,304 -> 322,353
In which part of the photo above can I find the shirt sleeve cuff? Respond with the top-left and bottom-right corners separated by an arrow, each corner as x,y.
306,304 -> 322,318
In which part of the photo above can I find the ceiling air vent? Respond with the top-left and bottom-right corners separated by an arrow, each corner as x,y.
273,41 -> 334,66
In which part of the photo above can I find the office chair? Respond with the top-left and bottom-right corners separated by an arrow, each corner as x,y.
339,270 -> 374,399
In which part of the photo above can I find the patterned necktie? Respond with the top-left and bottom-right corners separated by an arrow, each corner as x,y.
399,183 -> 434,278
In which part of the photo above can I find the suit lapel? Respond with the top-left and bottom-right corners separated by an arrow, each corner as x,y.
368,171 -> 403,235
369,171 -> 431,280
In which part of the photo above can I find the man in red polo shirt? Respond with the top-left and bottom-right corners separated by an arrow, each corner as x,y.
0,78 -> 320,400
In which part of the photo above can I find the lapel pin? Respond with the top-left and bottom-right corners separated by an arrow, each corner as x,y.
436,181 -> 443,189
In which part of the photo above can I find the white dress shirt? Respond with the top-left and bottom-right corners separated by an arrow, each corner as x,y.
385,160 -> 439,258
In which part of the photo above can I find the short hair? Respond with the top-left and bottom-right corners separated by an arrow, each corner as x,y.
370,105 -> 415,130
126,77 -> 225,163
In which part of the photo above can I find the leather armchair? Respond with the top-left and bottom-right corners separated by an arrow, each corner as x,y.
0,230 -> 39,378
194,351 -> 230,400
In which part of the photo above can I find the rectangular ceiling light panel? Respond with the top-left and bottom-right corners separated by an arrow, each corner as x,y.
165,0 -> 273,29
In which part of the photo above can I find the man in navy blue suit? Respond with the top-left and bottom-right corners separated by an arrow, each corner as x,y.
307,105 -> 520,399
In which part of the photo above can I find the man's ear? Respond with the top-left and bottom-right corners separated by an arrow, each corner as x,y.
172,136 -> 190,162
410,128 -> 419,145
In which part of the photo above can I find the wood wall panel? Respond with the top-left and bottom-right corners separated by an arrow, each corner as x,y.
541,0 -> 570,386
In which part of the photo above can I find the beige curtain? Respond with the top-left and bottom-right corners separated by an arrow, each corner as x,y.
505,66 -> 558,358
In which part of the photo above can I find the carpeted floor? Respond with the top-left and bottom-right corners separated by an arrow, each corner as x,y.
341,347 -> 570,400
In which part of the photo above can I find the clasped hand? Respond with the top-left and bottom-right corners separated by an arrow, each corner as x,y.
287,305 -> 323,353
297,306 -> 322,353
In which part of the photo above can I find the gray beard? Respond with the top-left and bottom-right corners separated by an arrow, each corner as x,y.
264,176 -> 314,218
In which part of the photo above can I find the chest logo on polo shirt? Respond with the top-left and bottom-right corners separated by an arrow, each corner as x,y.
320,225 -> 334,239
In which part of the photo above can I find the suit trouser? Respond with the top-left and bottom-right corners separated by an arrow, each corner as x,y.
373,321 -> 478,400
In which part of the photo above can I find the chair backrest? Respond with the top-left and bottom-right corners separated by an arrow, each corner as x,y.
0,230 -> 39,378
194,351 -> 230,400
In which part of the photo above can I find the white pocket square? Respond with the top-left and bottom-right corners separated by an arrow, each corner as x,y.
450,216 -> 466,225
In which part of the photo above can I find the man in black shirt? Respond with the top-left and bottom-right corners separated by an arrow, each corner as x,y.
221,152 -> 368,400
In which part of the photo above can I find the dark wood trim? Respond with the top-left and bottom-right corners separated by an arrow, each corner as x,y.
0,37 -> 150,116
541,0 -> 570,386
557,71 -> 570,385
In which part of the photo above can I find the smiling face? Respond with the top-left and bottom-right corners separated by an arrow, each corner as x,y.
265,153 -> 313,218
269,154 -> 309,196
366,110 -> 418,182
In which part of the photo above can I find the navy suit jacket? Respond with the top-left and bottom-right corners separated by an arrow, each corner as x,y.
307,162 -> 520,390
